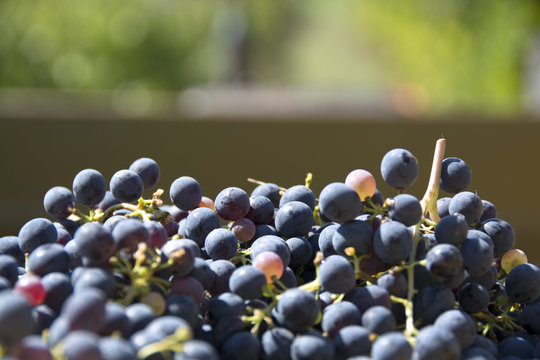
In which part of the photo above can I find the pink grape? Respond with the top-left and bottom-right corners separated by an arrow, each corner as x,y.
199,196 -> 215,211
345,169 -> 377,201
15,275 -> 46,306
231,218 -> 256,243
253,251 -> 284,283
501,249 -> 528,273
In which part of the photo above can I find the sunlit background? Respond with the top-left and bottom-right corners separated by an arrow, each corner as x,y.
2,0 -> 540,262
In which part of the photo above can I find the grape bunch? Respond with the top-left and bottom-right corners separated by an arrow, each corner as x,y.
0,140 -> 539,360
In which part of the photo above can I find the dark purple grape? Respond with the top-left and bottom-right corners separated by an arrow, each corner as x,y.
176,339 -> 219,360
73,222 -> 115,266
61,288 -> 106,332
414,283 -> 455,325
481,218 -> 516,258
246,196 -> 275,226
275,201 -> 314,238
332,219 -> 372,258
170,276 -> 205,307
27,243 -> 70,276
380,148 -> 419,189
498,336 -> 534,359
286,237 -> 312,267
437,197 -> 451,219
61,330 -> 101,360
519,302 -> 540,334
208,292 -> 245,324
440,157 -> 472,194
99,336 -> 137,360
0,291 -> 36,347
279,185 -> 316,210
251,183 -> 281,208
457,282 -> 490,313
129,157 -> 160,190
94,191 -> 121,212
333,325 -> 371,360
321,301 -> 362,338
228,265 -> 266,300
15,334 -> 53,360
0,254 -> 18,286
343,285 -> 391,313
43,186 -> 75,220
448,191 -> 483,225
18,218 -> 57,254
144,220 -> 168,249
361,305 -> 395,334
376,271 -> 407,298
110,169 -> 144,204
318,255 -> 356,294
426,244 -> 463,279
253,224 -> 279,240
205,228 -> 239,260
505,263 -> 540,304
261,327 -> 294,360
318,182 -> 362,224
290,333 -> 334,360
434,309 -> 477,350
371,331 -> 412,360
208,259 -> 236,296
189,257 -> 215,290
461,234 -> 494,277
434,214 -> 468,246
125,303 -> 155,336
170,176 -> 202,211
99,302 -> 129,336
42,272 -> 72,313
0,236 -> 25,267
72,169 -> 107,206
388,193 -> 422,226
220,331 -> 261,360
373,221 -> 413,265
111,218 -> 149,253
479,200 -> 498,223
318,223 -> 338,258
165,294 -> 200,329
413,325 -> 461,360
215,187 -> 250,221
185,207 -> 220,247
273,288 -> 320,332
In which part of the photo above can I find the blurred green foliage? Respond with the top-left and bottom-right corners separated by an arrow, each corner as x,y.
1,0 -> 539,114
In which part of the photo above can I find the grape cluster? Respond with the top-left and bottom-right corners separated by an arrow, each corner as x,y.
0,141 -> 539,360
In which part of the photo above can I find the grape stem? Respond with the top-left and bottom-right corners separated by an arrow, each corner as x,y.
420,138 -> 446,222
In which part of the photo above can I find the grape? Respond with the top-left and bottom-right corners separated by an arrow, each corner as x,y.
286,236 -> 313,267
125,303 -> 155,336
273,288 -> 320,332
207,292 -> 245,324
318,223 -> 339,258
231,217 -> 256,243
18,217 -> 57,254
228,265 -> 266,300
253,251 -> 284,283
205,228 -> 239,260
344,285 -> 391,313
110,169 -> 144,204
61,330 -> 102,360
170,176 -> 203,211
426,244 -> 463,279
184,207 -> 220,247
481,218 -> 516,258
61,288 -> 107,332
414,283 -> 456,325
361,305 -> 396,334
43,186 -> 75,220
448,191 -> 483,225
376,271 -> 408,298
72,169 -> 107,206
434,309 -> 477,349
318,182 -> 362,224
246,195 -> 275,225
457,282 -> 490,313
380,148 -> 419,189
461,234 -> 494,277
189,257 -> 216,290
27,243 -> 70,276
275,201 -> 314,238
437,197 -> 451,219
318,255 -> 356,294
41,272 -> 73,313
505,263 -> 540,304
321,301 -> 362,338
0,236 -> 25,267
177,339 -> 219,360
220,331 -> 261,360
479,199 -> 498,223
434,214 -> 468,246
208,259 -> 236,296
413,325 -> 461,360
73,222 -> 115,265
387,193 -> 422,226
371,332 -> 412,360
111,218 -> 149,253
332,219 -> 372,257
253,224 -> 279,239
261,327 -> 294,360
99,302 -> 129,336
373,220 -> 413,265
279,185 -> 316,210
519,303 -> 540,334
0,254 -> 18,286
250,235 -> 291,268
15,334 -> 53,360
169,276 -> 205,307
290,333 -> 334,360
333,325 -> 371,360
345,169 -> 377,201
215,187 -> 250,221
15,275 -> 46,306
129,157 -> 160,190
99,336 -> 137,360
498,336 -> 535,359
94,191 -> 121,213
144,220 -> 168,249
440,157 -> 472,194
165,293 -> 199,329
501,249 -> 528,273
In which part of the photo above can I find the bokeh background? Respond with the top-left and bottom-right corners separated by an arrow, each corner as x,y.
1,0 -> 540,263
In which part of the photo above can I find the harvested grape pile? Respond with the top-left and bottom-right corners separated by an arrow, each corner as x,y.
1,139 -> 539,360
